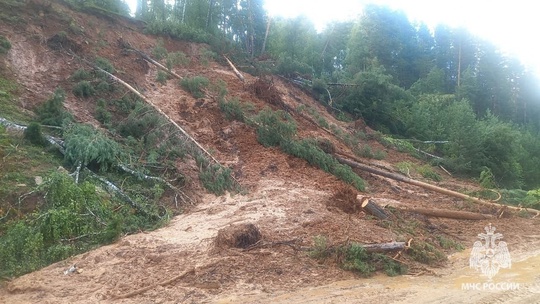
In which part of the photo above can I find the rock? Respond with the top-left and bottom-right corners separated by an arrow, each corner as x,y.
35,176 -> 43,186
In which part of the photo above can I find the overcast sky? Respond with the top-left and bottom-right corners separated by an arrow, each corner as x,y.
125,0 -> 540,77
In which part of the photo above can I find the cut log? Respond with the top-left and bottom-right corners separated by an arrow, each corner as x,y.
398,206 -> 493,220
335,155 -> 539,216
360,197 -> 389,220
223,55 -> 245,82
362,241 -> 406,253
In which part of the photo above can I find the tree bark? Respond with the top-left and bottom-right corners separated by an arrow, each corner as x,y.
223,55 -> 245,82
362,241 -> 406,253
360,197 -> 389,220
400,206 -> 493,220
335,155 -> 538,215
261,16 -> 271,56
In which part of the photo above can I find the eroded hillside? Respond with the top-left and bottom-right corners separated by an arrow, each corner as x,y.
1,1 -> 540,303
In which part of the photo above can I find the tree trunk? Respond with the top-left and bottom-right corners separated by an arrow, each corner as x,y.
335,155 -> 538,215
260,16 -> 271,56
362,241 -> 406,253
401,207 -> 493,220
360,197 -> 389,220
223,55 -> 245,82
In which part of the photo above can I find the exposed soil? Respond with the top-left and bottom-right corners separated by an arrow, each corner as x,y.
1,2 -> 540,303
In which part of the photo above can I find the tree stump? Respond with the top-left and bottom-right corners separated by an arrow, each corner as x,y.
360,197 -> 389,220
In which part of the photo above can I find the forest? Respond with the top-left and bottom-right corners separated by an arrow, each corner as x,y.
20,0 -> 538,190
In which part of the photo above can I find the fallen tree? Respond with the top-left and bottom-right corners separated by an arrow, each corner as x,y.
0,117 -> 188,214
362,241 -> 406,253
223,55 -> 245,82
335,155 -> 538,216
365,197 -> 494,220
118,39 -> 183,80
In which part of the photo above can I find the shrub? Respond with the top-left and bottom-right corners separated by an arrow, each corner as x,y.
63,123 -> 122,171
281,139 -> 365,191
116,104 -> 161,139
152,39 -> 168,61
72,80 -> 95,97
219,98 -> 253,122
96,80 -> 112,92
95,99 -> 111,125
417,165 -> 442,181
199,164 -> 236,195
94,56 -> 115,74
340,243 -> 375,276
70,68 -> 91,81
180,76 -> 209,98
36,88 -> 72,126
408,241 -> 446,265
24,122 -> 47,146
308,235 -> 330,259
254,108 -> 297,147
0,222 -> 44,278
0,35 -> 11,54
167,51 -> 190,70
156,70 -> 169,84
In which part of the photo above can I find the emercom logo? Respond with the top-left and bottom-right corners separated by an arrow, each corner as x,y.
469,223 -> 511,280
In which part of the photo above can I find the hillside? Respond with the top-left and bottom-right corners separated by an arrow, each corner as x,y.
1,1 -> 540,303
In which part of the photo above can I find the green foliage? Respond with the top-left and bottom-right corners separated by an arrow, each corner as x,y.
380,136 -> 417,155
166,51 -> 190,70
145,21 -> 211,44
95,99 -> 112,125
0,222 -> 44,278
308,235 -> 329,259
275,55 -> 313,77
0,35 -> 12,54
180,76 -> 209,98
70,68 -> 92,81
198,163 -> 236,195
116,103 -> 161,139
219,98 -> 254,122
254,108 -> 297,147
436,235 -> 464,251
339,65 -> 411,133
280,139 -> 365,191
24,122 -> 47,146
479,167 -> 497,189
72,80 -> 95,97
340,243 -> 375,276
156,70 -> 169,84
211,79 -> 228,101
253,108 -> 364,190
408,240 -> 447,265
311,78 -> 328,97
94,56 -> 115,78
152,39 -> 168,61
64,124 -> 122,171
0,169 -> 168,278
35,88 -> 72,126
307,238 -> 407,277
96,81 -> 112,92
340,243 -> 407,277
417,165 -> 442,181
199,48 -> 217,66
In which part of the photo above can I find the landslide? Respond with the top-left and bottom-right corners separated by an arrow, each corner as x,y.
1,1 -> 539,303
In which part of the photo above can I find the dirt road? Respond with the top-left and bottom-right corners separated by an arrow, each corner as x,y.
217,243 -> 540,304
